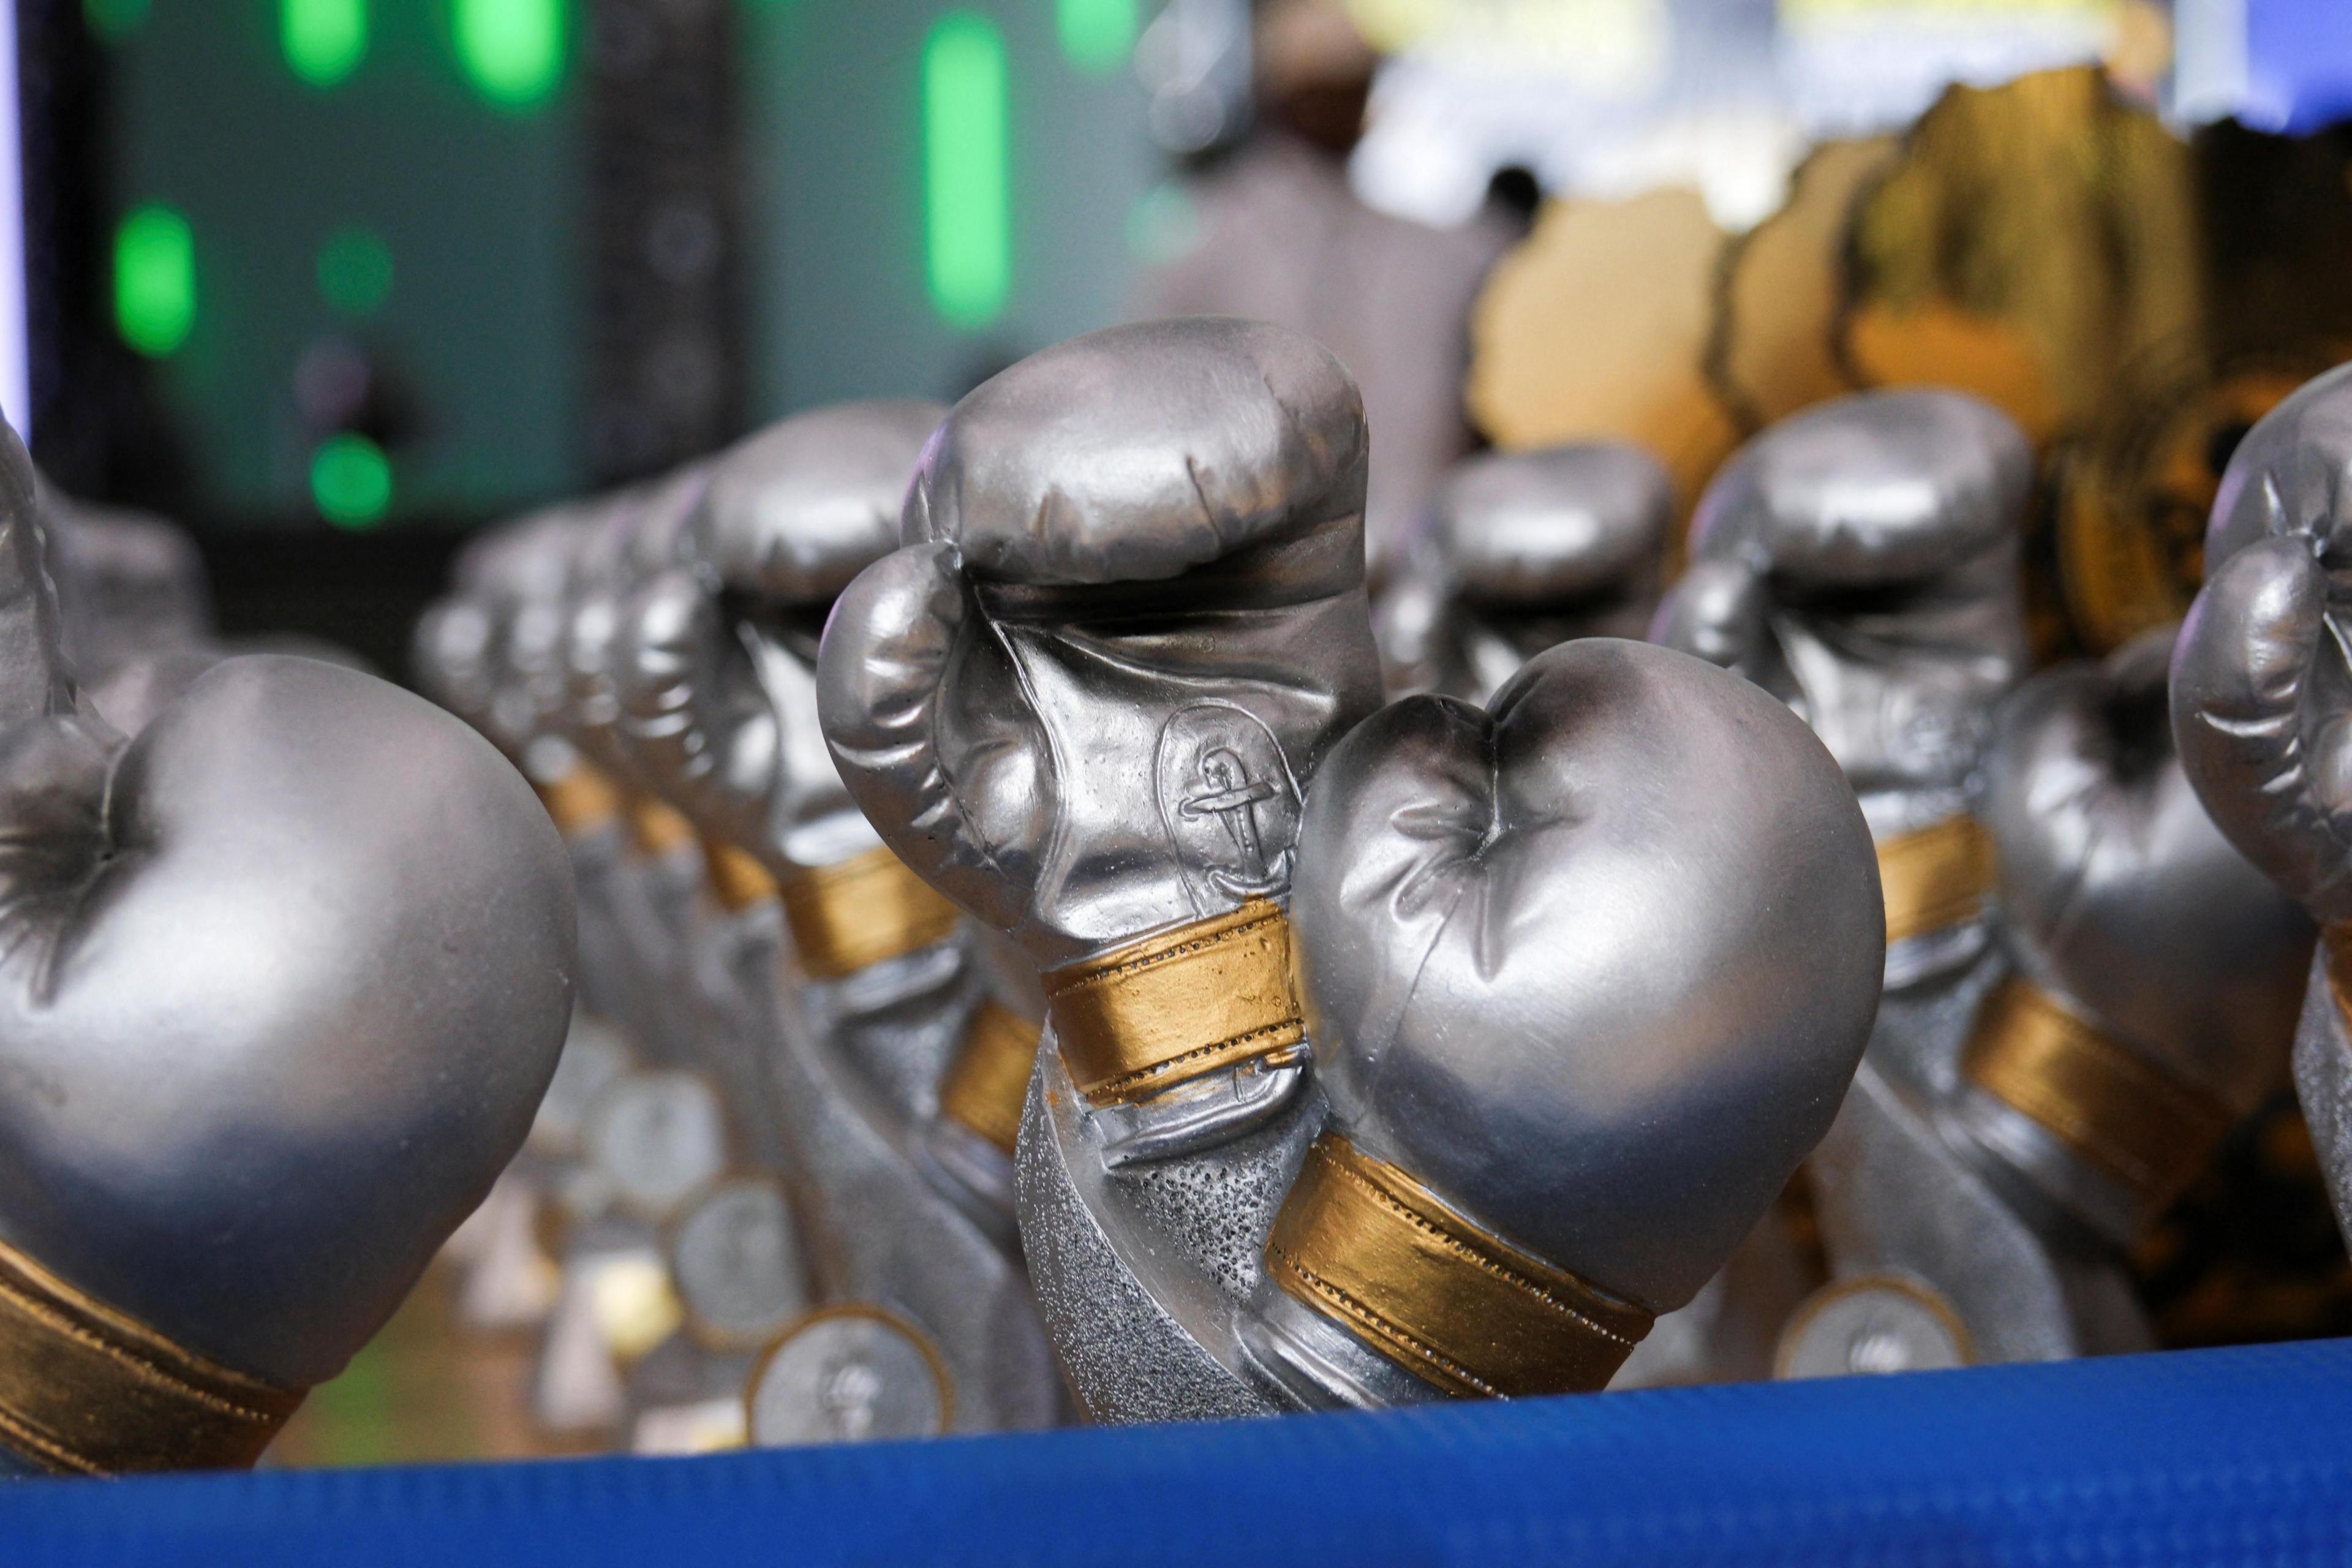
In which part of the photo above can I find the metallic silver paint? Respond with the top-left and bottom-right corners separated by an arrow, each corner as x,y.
2172,360 -> 2352,1245
0,426 -> 575,1394
821,320 -> 1382,1417
610,403 -> 1060,1433
1379,443 -> 1671,702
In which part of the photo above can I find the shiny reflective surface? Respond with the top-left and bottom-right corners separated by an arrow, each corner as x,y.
821,319 -> 1382,1419
1293,640 -> 1883,1317
1381,443 -> 1672,703
0,426 -> 575,1401
820,317 -> 1385,967
1654,388 -> 2032,835
2172,360 -> 2352,1241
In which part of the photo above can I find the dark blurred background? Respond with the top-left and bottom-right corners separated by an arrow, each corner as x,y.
15,0 -> 2352,673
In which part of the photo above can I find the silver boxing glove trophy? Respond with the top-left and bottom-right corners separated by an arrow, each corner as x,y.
617,402 -> 1065,1440
1379,443 -> 1672,703
1655,390 -> 2035,1366
1792,629 -> 2312,1373
821,318 -> 1884,1421
0,428 -> 576,1474
2171,361 -> 2352,1248
1660,390 -> 2311,1372
820,319 -> 1385,1421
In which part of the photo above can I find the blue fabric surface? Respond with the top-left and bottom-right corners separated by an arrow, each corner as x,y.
0,1339 -> 2346,1566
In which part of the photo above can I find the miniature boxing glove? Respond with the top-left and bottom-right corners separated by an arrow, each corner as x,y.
820,317 -> 1384,1156
622,403 -> 1061,1436
1962,629 -> 2312,1240
1381,443 -> 1670,703
1235,639 -> 1882,1409
0,429 -> 575,1473
1655,388 -> 2032,1011
2171,361 -> 2352,1241
818,318 -> 1384,1422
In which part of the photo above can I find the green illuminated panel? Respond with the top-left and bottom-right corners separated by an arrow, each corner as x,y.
454,0 -> 567,111
83,0 -> 151,43
311,434 -> 393,527
282,0 -> 368,88
318,226 -> 394,317
922,12 -> 1010,330
1057,0 -> 1137,74
114,205 -> 194,358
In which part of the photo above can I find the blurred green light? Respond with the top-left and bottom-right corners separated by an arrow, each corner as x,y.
922,12 -> 1010,331
311,434 -> 392,528
318,227 -> 394,317
83,0 -> 151,42
454,0 -> 567,110
282,0 -> 368,88
113,205 -> 194,358
1057,0 -> 1136,74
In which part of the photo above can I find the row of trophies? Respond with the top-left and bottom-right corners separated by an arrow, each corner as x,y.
0,56 -> 2343,1481
389,311 -> 2352,1455
0,300 -> 2344,1472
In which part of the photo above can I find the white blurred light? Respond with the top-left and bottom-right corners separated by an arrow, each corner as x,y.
0,0 -> 28,442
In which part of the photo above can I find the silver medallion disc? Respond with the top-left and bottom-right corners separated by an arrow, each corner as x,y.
745,1307 -> 951,1447
1775,1275 -> 1972,1380
671,1176 -> 808,1351
584,1069 -> 729,1221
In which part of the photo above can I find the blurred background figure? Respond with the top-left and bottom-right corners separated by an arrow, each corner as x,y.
1132,0 -> 1516,582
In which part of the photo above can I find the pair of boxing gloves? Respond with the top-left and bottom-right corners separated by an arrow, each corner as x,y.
805,318 -> 1885,1411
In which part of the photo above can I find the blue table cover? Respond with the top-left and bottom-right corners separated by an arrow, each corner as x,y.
2,1337 -> 2346,1566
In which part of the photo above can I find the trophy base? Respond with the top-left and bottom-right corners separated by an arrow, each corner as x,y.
1016,1042 -> 1324,1424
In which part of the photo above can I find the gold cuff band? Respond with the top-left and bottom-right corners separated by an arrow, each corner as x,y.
779,846 -> 962,980
703,839 -> 780,914
1877,814 -> 1994,946
537,763 -> 621,839
1962,974 -> 2233,1208
939,1000 -> 1045,1155
1044,900 -> 1307,1107
0,1238 -> 303,1475
629,796 -> 698,860
1265,1135 -> 1653,1400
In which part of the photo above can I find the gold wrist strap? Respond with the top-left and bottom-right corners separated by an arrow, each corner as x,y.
1962,974 -> 2234,1209
1265,1135 -> 1653,1400
0,1238 -> 304,1475
1044,900 -> 1308,1107
628,796 -> 698,860
1878,814 -> 1995,945
703,839 -> 780,914
536,762 -> 622,839
779,846 -> 962,980
938,1000 -> 1046,1155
